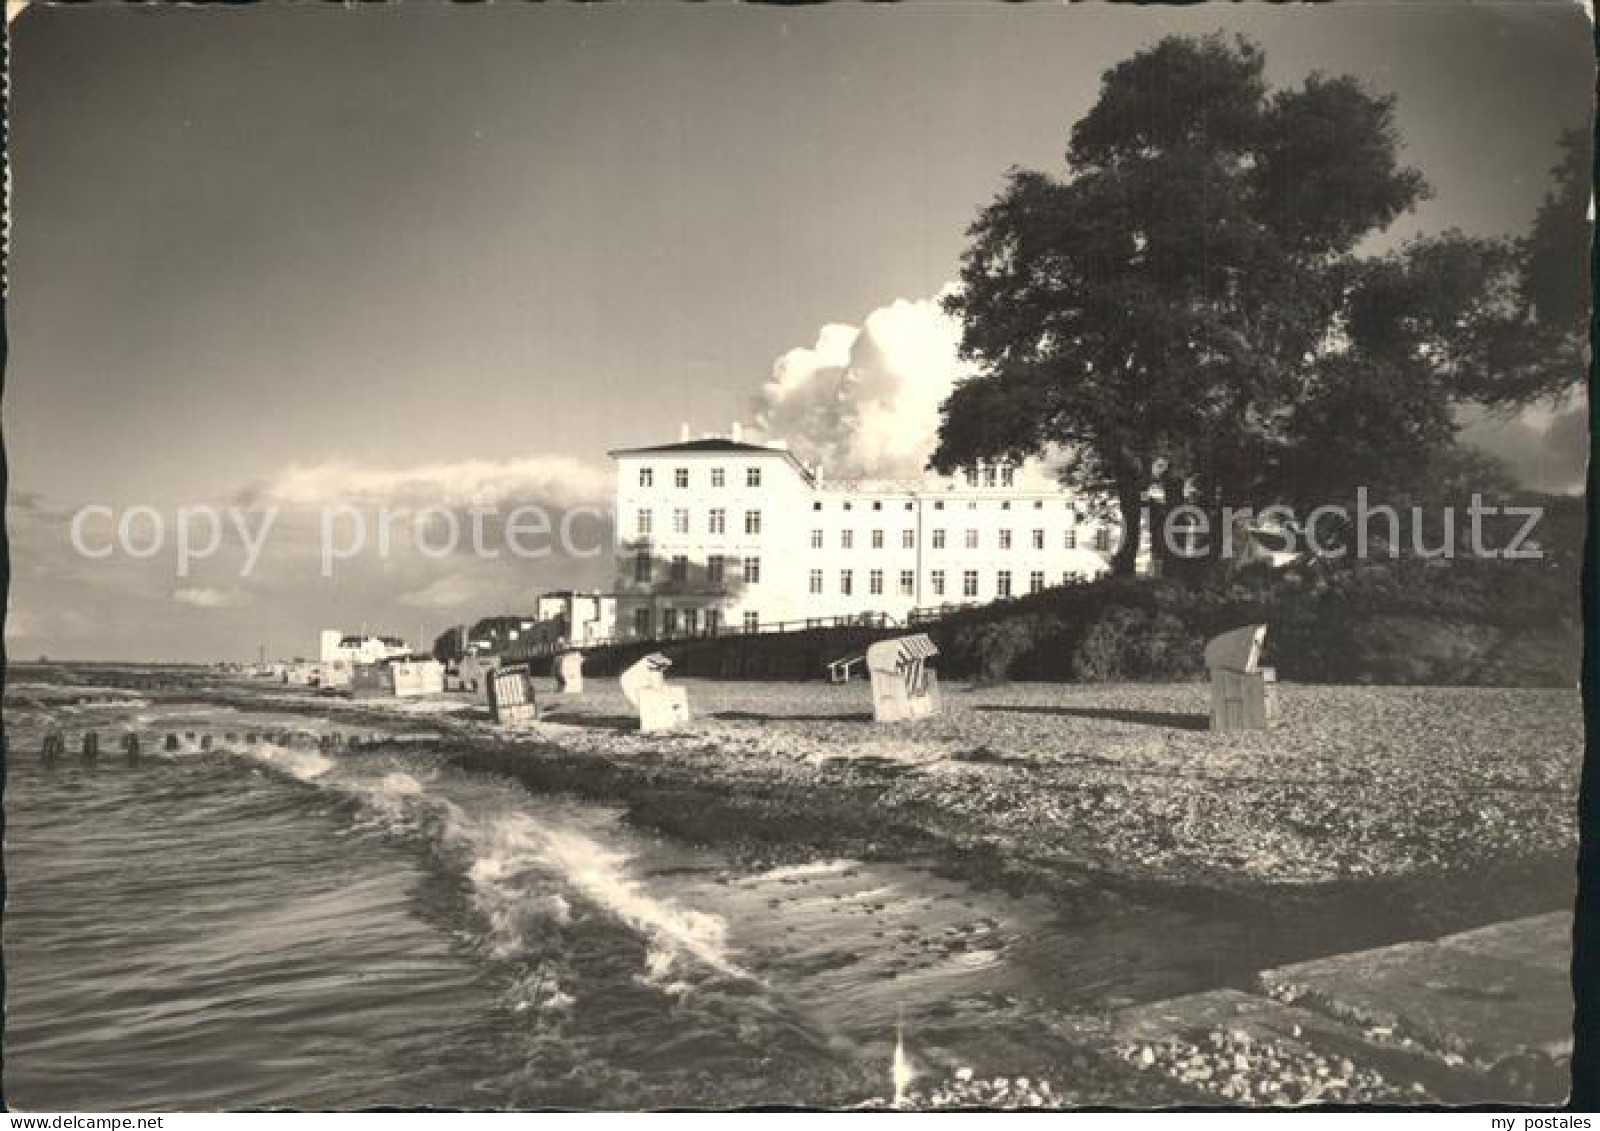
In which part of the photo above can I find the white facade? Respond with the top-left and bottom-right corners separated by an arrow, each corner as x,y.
533,591 -> 618,645
609,434 -> 1131,640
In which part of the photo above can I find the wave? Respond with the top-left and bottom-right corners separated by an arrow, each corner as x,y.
233,741 -> 744,987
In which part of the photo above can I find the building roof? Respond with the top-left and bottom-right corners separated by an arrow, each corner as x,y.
607,438 -> 784,456
607,437 -> 815,482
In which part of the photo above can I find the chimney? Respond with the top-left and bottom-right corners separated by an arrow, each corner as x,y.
731,421 -> 743,443
679,422 -> 691,442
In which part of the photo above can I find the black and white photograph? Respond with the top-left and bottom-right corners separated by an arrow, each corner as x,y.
2,0 -> 1593,1114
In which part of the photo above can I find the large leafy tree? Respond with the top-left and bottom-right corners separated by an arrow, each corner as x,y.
933,34 -> 1576,574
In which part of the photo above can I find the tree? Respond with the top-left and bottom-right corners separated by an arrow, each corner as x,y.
933,34 -> 1570,574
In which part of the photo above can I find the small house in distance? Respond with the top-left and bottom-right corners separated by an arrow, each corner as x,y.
319,631 -> 410,667
533,591 -> 617,647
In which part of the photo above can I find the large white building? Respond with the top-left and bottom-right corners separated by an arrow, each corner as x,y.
609,427 -> 1133,640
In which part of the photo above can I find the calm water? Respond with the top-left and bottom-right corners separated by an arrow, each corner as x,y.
3,672 -> 1461,1110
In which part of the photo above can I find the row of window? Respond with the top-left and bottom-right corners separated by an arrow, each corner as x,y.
634,552 -> 762,585
634,463 -> 1027,496
638,466 -> 763,490
637,508 -> 762,537
812,498 -> 1067,512
632,551 -> 1085,598
819,528 -> 1113,552
635,607 -> 762,637
813,568 -> 1063,598
634,508 -> 1115,552
964,465 -> 1017,488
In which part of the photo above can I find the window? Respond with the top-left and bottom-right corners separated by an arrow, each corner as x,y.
898,570 -> 915,597
706,609 -> 721,634
964,468 -> 979,487
1002,501 -> 1012,511
1001,466 -> 1015,487
840,569 -> 854,596
746,466 -> 762,488
708,555 -> 725,584
636,509 -> 653,537
1064,528 -> 1077,550
1029,570 -> 1045,594
999,530 -> 1013,550
1095,528 -> 1111,552
902,529 -> 915,549
810,529 -> 824,549
742,611 -> 761,633
841,530 -> 854,550
872,500 -> 883,511
634,608 -> 652,638
934,500 -> 945,511
672,508 -> 689,535
708,508 -> 726,535
634,551 -> 652,584
964,529 -> 979,550
639,468 -> 654,488
744,510 -> 762,535
997,570 -> 1013,597
809,569 -> 824,594
670,555 -> 688,583
663,608 -> 679,636
962,570 -> 979,597
813,501 -> 823,511
711,467 -> 726,489
871,530 -> 884,550
743,556 -> 761,584
931,570 -> 946,597
869,569 -> 884,595
683,608 -> 699,635
1032,529 -> 1045,551
983,466 -> 997,488
675,468 -> 689,489
932,529 -> 946,550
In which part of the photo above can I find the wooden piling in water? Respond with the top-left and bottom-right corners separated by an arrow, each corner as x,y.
81,732 -> 100,761
164,733 -> 180,751
122,733 -> 141,763
42,732 -> 64,761
200,734 -> 213,751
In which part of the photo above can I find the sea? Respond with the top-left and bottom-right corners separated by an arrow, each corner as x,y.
3,667 -> 1564,1110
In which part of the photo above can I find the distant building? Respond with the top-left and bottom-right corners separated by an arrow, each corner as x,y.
534,590 -> 618,646
319,630 -> 410,666
608,425 -> 1138,640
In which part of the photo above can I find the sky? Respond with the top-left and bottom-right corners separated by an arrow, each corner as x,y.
6,1 -> 1593,661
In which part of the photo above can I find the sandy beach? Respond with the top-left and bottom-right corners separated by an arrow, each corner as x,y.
206,674 -> 1582,899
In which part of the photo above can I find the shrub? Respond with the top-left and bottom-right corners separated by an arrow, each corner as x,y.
1070,607 -> 1205,682
956,619 -> 1039,684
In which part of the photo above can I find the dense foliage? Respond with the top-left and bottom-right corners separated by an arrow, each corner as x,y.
933,34 -> 1587,575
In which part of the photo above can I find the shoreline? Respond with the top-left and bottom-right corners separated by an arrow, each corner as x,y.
14,670 -> 1580,1106
176,675 -> 1578,937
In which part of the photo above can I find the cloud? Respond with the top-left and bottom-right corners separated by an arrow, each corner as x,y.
753,292 -> 975,480
396,573 -> 494,610
1459,396 -> 1589,495
173,586 -> 250,608
260,454 -> 610,510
